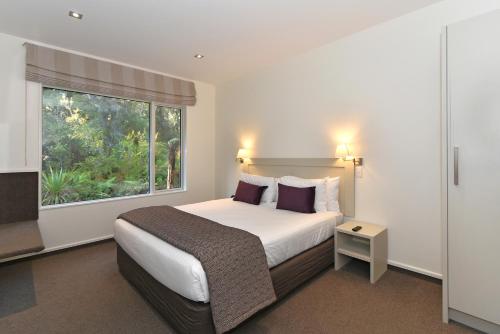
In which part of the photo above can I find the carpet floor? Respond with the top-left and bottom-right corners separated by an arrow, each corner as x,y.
0,241 -> 477,334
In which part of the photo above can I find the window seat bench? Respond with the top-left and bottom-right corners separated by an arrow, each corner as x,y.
0,220 -> 45,260
1,171 -> 44,261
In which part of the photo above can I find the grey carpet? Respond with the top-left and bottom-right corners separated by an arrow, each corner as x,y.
0,241 -> 477,334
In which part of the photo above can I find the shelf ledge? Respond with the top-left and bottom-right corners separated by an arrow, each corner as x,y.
337,248 -> 370,262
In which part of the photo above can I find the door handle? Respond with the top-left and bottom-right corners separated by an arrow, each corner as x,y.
454,146 -> 459,186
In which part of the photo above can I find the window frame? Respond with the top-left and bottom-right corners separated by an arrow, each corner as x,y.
39,86 -> 187,210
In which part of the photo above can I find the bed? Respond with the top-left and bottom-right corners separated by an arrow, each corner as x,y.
115,158 -> 355,333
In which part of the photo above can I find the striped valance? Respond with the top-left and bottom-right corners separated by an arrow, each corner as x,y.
25,43 -> 196,106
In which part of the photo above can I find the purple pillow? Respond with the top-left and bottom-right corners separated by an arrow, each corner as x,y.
233,181 -> 268,205
276,183 -> 316,214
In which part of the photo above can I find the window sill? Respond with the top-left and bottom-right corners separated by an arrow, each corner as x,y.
40,188 -> 187,211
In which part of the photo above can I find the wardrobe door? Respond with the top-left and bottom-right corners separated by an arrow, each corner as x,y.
447,10 -> 500,325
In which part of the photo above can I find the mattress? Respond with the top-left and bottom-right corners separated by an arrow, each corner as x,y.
114,198 -> 343,303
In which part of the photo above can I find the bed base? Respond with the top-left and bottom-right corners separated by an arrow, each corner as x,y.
117,237 -> 334,334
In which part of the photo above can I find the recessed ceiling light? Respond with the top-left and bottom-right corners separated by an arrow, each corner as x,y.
69,11 -> 83,19
194,54 -> 204,59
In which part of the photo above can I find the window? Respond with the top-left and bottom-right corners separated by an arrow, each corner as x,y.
155,106 -> 183,190
41,88 -> 184,206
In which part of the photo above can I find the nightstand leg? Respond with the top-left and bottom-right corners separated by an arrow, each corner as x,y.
370,230 -> 388,283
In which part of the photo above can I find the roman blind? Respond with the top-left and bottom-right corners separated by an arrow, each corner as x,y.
25,43 -> 196,106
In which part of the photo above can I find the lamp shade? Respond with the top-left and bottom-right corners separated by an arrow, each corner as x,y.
335,143 -> 354,160
236,148 -> 249,159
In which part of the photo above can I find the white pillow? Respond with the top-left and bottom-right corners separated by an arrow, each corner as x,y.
326,176 -> 340,212
240,172 -> 277,203
278,176 -> 327,212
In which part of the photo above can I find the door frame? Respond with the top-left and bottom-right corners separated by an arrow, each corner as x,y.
440,26 -> 449,323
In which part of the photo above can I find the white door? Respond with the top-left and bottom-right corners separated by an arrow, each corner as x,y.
448,10 -> 500,325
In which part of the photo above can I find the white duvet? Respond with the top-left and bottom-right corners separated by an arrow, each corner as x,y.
114,198 -> 342,303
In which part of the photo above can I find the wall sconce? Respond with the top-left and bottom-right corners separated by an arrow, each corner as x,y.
236,148 -> 249,163
335,143 -> 363,166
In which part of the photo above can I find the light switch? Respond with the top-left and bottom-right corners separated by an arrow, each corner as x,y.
355,166 -> 363,178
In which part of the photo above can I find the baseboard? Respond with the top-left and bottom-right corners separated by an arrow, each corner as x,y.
0,235 -> 114,264
388,259 -> 442,280
449,308 -> 500,333
42,235 -> 115,253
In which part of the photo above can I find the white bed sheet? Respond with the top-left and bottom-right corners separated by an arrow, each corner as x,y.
114,198 -> 343,303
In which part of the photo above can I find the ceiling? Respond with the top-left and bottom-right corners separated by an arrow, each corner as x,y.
0,0 -> 442,84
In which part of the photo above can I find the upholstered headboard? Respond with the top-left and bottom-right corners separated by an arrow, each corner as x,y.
244,158 -> 355,217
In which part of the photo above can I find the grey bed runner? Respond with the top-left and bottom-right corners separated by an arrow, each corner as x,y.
118,206 -> 276,333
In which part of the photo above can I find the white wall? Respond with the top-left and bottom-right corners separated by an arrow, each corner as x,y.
215,0 -> 500,278
0,32 -> 216,254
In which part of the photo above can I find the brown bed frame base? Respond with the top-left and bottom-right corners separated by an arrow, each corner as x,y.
117,237 -> 334,334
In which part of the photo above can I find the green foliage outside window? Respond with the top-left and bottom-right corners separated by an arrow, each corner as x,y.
42,88 -> 182,206
155,106 -> 182,190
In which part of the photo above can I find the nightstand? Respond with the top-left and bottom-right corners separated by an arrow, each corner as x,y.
334,221 -> 388,283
